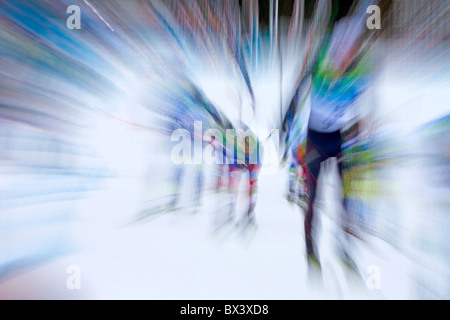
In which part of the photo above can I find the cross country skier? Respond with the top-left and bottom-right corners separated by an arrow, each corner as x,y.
287,1 -> 377,269
157,78 -> 224,211
207,119 -> 262,226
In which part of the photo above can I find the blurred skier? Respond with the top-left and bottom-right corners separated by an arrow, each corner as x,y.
290,2 -> 377,269
157,78 -> 223,211
208,120 -> 262,226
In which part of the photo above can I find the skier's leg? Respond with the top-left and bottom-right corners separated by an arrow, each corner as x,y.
304,129 -> 341,264
287,162 -> 296,201
247,164 -> 260,221
215,165 -> 225,192
305,154 -> 321,257
335,137 -> 360,273
194,164 -> 204,208
300,161 -> 309,194
227,165 -> 240,217
170,165 -> 184,208
338,159 -> 352,234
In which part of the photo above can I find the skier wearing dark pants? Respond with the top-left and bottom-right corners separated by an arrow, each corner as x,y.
304,129 -> 343,260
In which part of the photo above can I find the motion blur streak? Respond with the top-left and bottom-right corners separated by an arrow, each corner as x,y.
0,0 -> 449,299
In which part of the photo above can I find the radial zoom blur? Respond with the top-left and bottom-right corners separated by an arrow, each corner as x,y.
0,0 -> 449,300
